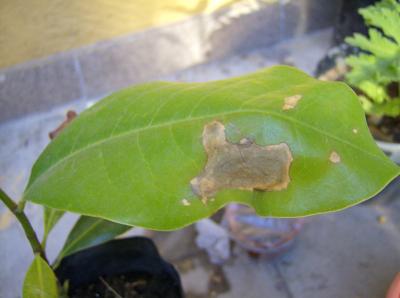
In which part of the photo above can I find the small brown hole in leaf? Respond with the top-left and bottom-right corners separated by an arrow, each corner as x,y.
190,121 -> 293,203
283,95 -> 302,110
329,151 -> 341,163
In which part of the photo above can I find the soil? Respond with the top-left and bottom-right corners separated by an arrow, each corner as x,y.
359,83 -> 400,143
367,115 -> 400,143
71,273 -> 166,298
332,0 -> 378,45
56,237 -> 183,298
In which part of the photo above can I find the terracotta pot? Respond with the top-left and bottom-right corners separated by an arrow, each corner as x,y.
386,273 -> 400,298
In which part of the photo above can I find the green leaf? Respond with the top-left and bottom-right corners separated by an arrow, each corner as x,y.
346,53 -> 399,86
358,81 -> 388,104
359,0 -> 400,44
23,255 -> 58,298
56,216 -> 131,263
42,207 -> 64,246
345,0 -> 400,118
361,96 -> 400,117
345,30 -> 398,58
345,53 -> 376,82
23,66 -> 399,230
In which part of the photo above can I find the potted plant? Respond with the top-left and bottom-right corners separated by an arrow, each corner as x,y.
320,0 -> 400,162
1,65 -> 399,297
345,0 -> 400,162
1,190 -> 183,297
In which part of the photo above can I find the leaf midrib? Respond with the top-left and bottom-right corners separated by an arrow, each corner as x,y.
36,257 -> 44,297
26,109 -> 389,194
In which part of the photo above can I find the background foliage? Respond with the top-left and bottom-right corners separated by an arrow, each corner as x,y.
345,0 -> 400,117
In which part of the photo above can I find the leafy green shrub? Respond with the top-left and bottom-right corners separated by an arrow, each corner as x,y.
345,0 -> 400,117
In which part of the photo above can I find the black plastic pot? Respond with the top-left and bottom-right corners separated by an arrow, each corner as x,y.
332,0 -> 378,45
55,236 -> 184,298
315,0 -> 379,78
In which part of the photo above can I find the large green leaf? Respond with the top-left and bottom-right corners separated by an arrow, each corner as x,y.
42,207 -> 64,247
23,255 -> 58,298
23,66 -> 399,230
55,216 -> 131,264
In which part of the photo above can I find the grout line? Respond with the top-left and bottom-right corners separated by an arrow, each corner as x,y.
272,262 -> 294,298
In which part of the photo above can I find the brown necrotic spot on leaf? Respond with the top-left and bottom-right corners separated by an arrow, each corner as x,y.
283,94 -> 302,110
190,121 -> 293,201
329,151 -> 341,163
181,198 -> 191,206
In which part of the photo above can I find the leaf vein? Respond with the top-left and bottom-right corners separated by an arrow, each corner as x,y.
26,109 -> 389,193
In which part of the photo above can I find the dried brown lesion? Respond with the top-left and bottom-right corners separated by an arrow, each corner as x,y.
329,151 -> 341,163
282,94 -> 302,110
190,121 -> 293,203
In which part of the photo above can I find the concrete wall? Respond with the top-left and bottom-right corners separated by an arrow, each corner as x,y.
0,0 -> 241,69
0,0 -> 342,123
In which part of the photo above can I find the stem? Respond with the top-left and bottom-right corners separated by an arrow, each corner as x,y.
41,232 -> 49,250
99,277 -> 123,298
0,188 -> 48,263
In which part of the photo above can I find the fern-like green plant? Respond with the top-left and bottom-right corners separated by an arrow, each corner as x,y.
345,0 -> 400,117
